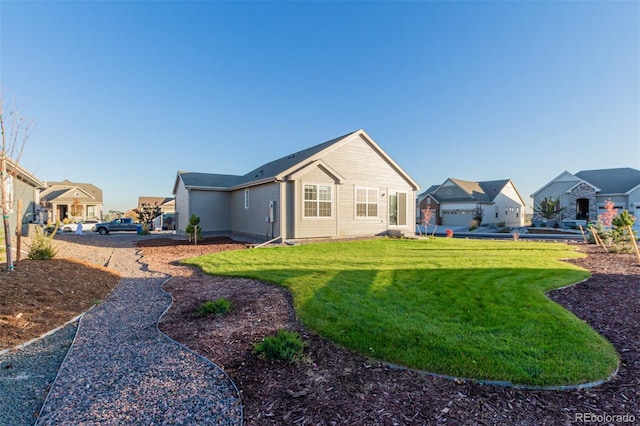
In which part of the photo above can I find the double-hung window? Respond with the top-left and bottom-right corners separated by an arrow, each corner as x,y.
304,184 -> 332,217
356,187 -> 378,217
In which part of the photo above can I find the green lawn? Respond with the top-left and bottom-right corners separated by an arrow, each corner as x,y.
183,238 -> 618,386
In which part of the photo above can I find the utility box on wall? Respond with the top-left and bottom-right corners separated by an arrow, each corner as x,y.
268,201 -> 276,223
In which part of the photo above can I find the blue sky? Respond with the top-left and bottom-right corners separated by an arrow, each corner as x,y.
1,1 -> 638,213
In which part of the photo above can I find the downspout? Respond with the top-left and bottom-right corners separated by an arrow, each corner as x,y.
279,181 -> 287,242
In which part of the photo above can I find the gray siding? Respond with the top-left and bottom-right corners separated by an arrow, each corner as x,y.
292,135 -> 416,238
285,182 -> 295,238
230,182 -> 280,238
11,178 -> 40,236
174,179 -> 190,233
190,190 -> 231,233
295,170 -> 339,238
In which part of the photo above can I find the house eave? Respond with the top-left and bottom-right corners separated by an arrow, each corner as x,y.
185,185 -> 231,192
229,177 -> 278,191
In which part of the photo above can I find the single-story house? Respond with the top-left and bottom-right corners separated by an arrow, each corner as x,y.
418,178 -> 526,227
39,179 -> 103,223
531,167 -> 640,225
137,196 -> 176,230
173,129 -> 420,241
2,159 -> 46,235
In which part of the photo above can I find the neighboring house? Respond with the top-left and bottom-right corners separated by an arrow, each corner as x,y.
39,179 -> 103,223
2,159 -> 46,235
173,129 -> 420,240
531,167 -> 640,225
137,196 -> 176,230
417,178 -> 526,228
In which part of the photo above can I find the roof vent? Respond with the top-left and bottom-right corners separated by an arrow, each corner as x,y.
287,154 -> 295,159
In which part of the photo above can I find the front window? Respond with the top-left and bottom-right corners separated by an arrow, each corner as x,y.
304,184 -> 332,217
87,205 -> 96,217
356,187 -> 378,217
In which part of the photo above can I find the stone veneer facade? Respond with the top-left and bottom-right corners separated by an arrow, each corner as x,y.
565,183 -> 597,221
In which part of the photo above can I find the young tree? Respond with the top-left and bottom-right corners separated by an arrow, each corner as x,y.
185,214 -> 202,244
534,196 -> 565,222
134,203 -> 162,231
1,93 -> 34,271
421,206 -> 434,228
70,197 -> 83,217
472,204 -> 484,225
598,199 -> 617,228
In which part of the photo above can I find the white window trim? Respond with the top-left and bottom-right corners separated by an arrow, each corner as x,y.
303,183 -> 333,218
355,186 -> 379,219
388,190 -> 408,227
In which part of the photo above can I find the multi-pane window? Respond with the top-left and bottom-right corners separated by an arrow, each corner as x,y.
244,189 -> 250,209
356,188 -> 378,217
304,184 -> 332,217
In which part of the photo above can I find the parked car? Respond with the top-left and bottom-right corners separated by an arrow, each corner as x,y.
92,218 -> 140,235
60,220 -> 100,233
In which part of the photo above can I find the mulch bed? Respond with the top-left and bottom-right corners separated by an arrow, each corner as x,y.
0,259 -> 120,349
143,239 -> 639,425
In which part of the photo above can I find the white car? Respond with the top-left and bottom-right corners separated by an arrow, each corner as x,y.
60,220 -> 99,233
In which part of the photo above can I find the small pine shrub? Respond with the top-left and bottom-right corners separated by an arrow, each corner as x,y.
587,221 -> 612,245
195,298 -> 232,316
185,214 -> 203,244
27,224 -> 59,260
468,220 -> 478,231
253,329 -> 305,362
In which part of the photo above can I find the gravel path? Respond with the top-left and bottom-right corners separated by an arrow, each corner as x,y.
0,321 -> 78,426
1,234 -> 242,425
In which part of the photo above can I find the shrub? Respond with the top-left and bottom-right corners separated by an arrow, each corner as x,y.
185,214 -> 203,244
253,329 -> 305,362
468,220 -> 478,231
195,298 -> 232,316
587,221 -> 612,245
27,224 -> 59,260
445,229 -> 454,238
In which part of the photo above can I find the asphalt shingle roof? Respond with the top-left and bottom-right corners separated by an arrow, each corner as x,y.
575,167 -> 640,194
178,131 -> 358,189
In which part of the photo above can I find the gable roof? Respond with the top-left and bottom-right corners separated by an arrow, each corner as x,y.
175,129 -> 420,193
4,158 -> 46,189
574,167 -> 640,194
138,196 -> 175,207
442,178 -> 511,203
417,185 -> 440,203
177,172 -> 244,191
532,167 -> 640,197
425,178 -> 524,205
44,179 -> 103,202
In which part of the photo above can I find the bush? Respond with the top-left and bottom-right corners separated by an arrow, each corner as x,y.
587,221 -> 612,245
195,298 -> 232,316
468,220 -> 479,231
253,329 -> 305,362
185,214 -> 203,244
27,224 -> 59,260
